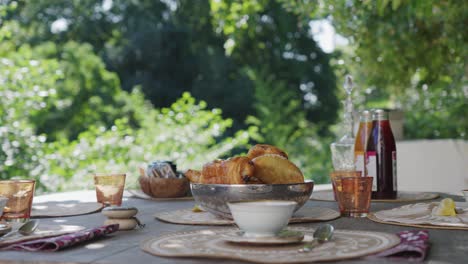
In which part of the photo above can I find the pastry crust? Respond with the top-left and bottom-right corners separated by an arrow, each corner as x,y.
184,169 -> 202,183
185,145 -> 304,184
200,157 -> 258,184
247,144 -> 288,160
251,154 -> 304,184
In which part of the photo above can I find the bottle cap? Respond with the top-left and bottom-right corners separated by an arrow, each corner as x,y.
372,109 -> 389,120
360,110 -> 372,122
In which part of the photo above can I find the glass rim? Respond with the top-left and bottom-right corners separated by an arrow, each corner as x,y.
0,179 -> 36,184
93,173 -> 126,177
330,170 -> 362,175
333,176 -> 373,181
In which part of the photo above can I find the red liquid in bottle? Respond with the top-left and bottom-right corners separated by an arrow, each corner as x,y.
366,110 -> 397,199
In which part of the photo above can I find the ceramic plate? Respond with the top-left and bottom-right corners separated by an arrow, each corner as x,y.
222,230 -> 304,245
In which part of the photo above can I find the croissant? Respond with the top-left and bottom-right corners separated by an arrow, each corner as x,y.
247,144 -> 288,160
184,169 -> 202,183
200,156 -> 259,184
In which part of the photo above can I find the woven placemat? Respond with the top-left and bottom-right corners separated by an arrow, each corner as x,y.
32,201 -> 104,218
155,207 -> 340,226
368,213 -> 468,231
310,190 -> 439,203
368,202 -> 468,231
127,190 -> 193,201
141,226 -> 400,263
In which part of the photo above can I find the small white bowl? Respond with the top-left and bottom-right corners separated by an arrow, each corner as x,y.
227,200 -> 297,237
0,196 -> 9,216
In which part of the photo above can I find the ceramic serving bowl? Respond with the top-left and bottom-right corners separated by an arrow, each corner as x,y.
228,200 -> 297,237
191,181 -> 314,219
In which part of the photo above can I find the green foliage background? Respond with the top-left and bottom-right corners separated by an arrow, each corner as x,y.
0,0 -> 466,193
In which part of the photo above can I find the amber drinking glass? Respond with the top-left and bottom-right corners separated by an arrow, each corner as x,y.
329,171 -> 362,200
94,173 -> 126,206
332,176 -> 372,217
0,180 -> 36,222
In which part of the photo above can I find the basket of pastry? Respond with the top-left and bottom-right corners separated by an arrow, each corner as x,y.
186,144 -> 314,219
138,161 -> 190,198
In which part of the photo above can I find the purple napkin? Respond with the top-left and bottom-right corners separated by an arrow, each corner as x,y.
367,230 -> 430,262
3,224 -> 119,252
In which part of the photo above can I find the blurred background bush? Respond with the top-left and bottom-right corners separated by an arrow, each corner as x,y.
0,0 -> 466,192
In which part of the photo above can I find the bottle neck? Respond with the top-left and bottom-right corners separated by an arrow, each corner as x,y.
373,119 -> 391,127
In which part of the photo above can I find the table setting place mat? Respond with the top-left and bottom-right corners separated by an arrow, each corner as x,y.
310,190 -> 439,203
155,207 -> 340,226
127,189 -> 194,201
368,202 -> 468,230
32,201 -> 105,218
0,224 -> 118,252
141,226 -> 432,263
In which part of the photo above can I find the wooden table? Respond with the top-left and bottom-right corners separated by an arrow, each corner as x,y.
0,190 -> 466,264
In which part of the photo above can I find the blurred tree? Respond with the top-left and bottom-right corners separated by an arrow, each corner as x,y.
0,6 -> 254,191
0,43 -> 58,188
32,42 -> 138,141
210,0 -> 338,133
3,0 -> 338,134
3,0 -> 255,127
47,92 -> 253,191
0,37 -> 252,192
246,69 -> 332,182
280,0 -> 467,139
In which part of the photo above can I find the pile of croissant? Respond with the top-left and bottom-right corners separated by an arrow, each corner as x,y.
185,144 -> 304,184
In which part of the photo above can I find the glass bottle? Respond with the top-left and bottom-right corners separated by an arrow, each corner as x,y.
366,109 -> 397,199
354,110 -> 372,176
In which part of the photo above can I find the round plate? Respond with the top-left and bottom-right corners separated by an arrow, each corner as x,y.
141,227 -> 401,263
0,222 -> 12,235
222,230 -> 304,245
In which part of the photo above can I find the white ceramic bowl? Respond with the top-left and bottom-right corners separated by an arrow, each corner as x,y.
0,196 -> 9,216
227,200 -> 297,237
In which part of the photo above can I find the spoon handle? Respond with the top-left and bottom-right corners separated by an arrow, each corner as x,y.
0,230 -> 18,239
299,239 -> 318,253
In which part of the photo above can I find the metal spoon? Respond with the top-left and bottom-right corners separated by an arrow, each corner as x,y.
1,220 -> 40,239
299,224 -> 334,253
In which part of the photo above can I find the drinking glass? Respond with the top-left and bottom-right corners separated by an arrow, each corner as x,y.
332,176 -> 372,217
329,171 -> 362,200
330,142 -> 355,171
0,180 -> 36,222
94,173 -> 126,206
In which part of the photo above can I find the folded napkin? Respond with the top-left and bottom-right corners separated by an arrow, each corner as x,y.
3,224 -> 119,252
367,230 -> 430,262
